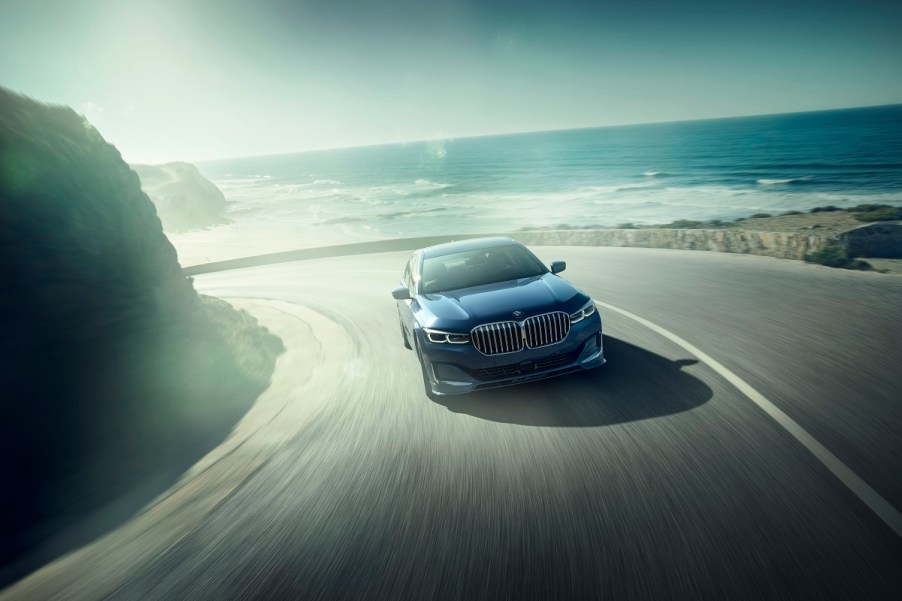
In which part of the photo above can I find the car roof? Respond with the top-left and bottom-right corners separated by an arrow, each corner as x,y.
421,236 -> 520,259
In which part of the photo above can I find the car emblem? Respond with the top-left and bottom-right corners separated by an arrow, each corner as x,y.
512,310 -> 524,318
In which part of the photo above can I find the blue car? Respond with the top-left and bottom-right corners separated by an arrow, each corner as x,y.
391,237 -> 605,399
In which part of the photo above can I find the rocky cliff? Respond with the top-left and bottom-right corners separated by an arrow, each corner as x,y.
131,162 -> 228,231
0,88 -> 282,576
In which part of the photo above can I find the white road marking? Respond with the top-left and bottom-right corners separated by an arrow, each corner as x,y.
598,301 -> 902,539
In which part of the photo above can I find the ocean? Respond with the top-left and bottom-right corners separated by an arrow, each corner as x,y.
176,105 -> 902,263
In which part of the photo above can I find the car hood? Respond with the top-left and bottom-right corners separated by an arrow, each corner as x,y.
419,274 -> 584,327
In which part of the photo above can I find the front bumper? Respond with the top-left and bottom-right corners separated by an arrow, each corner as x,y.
417,312 -> 604,396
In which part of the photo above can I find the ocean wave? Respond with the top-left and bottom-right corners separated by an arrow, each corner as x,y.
753,162 -> 902,171
616,183 -> 658,192
379,179 -> 454,197
756,177 -> 811,185
211,174 -> 272,182
413,178 -> 453,190
315,207 -> 448,226
213,171 -> 901,238
577,182 -> 658,194
663,185 -> 748,196
216,176 -> 274,186
643,171 -> 669,178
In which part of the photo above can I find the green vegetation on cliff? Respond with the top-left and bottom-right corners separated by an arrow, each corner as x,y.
847,204 -> 902,222
0,88 -> 282,575
803,247 -> 872,270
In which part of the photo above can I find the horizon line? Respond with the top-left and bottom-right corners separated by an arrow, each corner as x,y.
182,101 -> 902,166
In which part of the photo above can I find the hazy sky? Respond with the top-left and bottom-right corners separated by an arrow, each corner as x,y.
2,0 -> 901,162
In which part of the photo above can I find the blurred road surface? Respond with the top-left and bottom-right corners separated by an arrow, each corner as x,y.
5,247 -> 901,600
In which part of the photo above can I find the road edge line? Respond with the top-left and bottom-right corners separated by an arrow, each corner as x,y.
598,300 -> 902,539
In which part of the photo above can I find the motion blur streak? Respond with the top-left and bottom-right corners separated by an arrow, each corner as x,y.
3,247 -> 900,599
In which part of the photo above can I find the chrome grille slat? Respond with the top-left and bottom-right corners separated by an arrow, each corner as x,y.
471,320 -> 522,355
508,322 -> 518,353
471,312 -> 569,356
525,312 -> 569,351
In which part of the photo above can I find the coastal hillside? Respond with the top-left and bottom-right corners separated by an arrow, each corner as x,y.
132,162 -> 228,231
0,88 -> 282,574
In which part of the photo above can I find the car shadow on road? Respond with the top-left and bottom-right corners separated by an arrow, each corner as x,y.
434,336 -> 711,427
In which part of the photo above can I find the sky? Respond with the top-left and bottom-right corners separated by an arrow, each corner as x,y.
2,0 -> 901,162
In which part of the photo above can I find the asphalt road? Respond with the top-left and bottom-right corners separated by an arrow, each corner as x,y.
5,247 -> 902,600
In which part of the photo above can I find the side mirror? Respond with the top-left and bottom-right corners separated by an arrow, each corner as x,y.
550,260 -> 566,274
391,285 -> 411,300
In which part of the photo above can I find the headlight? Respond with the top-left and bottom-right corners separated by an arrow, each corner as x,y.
569,299 -> 596,324
424,328 -> 471,344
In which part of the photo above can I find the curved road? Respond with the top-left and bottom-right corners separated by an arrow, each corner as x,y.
5,246 -> 902,600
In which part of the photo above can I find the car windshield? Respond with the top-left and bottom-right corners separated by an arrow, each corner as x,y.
420,244 -> 547,294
